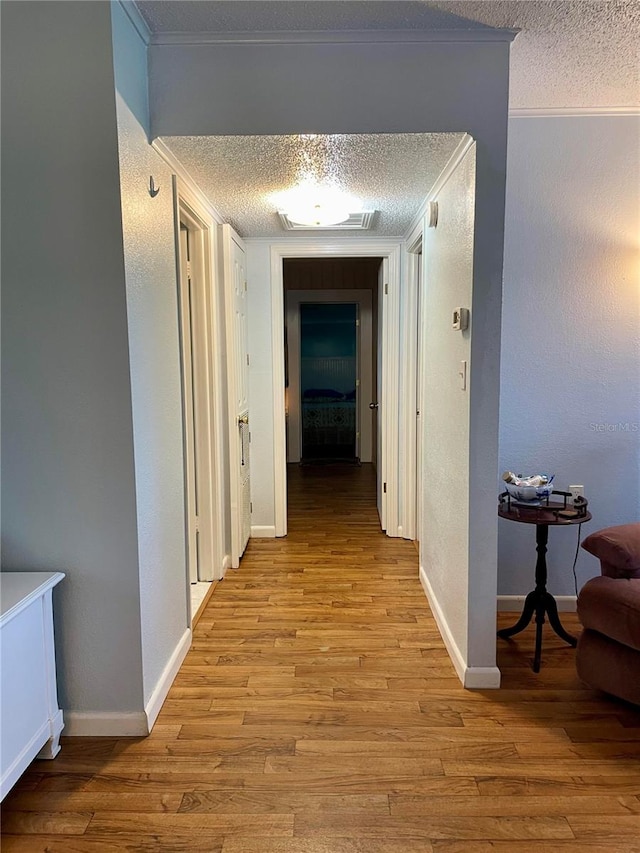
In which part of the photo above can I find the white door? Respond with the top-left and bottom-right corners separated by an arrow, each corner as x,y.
223,225 -> 251,565
177,225 -> 215,583
376,258 -> 388,530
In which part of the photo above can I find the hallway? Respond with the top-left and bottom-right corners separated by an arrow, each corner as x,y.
2,465 -> 640,851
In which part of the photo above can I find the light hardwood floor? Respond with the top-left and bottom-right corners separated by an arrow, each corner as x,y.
2,463 -> 639,852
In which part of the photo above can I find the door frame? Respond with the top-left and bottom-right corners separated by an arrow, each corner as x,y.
399,225 -> 424,542
173,178 -> 227,591
176,223 -> 200,585
286,289 -> 373,464
270,240 -> 402,538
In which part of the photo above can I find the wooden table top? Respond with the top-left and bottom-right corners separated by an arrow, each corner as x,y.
498,500 -> 592,527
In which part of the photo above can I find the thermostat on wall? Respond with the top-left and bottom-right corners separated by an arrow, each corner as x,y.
452,308 -> 469,331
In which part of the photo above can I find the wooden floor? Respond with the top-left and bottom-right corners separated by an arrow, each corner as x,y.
2,463 -> 640,852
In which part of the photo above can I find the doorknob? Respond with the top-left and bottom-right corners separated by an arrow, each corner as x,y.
238,414 -> 249,425
369,402 -> 379,410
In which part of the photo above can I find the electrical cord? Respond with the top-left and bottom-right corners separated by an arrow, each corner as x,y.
571,522 -> 583,597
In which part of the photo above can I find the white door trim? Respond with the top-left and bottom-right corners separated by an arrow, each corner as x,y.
176,225 -> 199,584
399,227 -> 423,541
269,240 -> 402,539
286,289 -> 373,464
174,178 -> 227,588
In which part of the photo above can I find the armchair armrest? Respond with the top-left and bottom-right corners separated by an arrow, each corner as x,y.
581,523 -> 640,579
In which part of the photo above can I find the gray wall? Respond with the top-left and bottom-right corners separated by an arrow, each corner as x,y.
500,115 -> 640,596
111,1 -> 189,706
149,39 -> 512,140
1,1 -> 144,714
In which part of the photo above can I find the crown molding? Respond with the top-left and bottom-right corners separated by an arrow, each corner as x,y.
149,27 -> 519,47
404,133 -> 474,239
118,0 -> 151,46
244,235 -> 404,247
509,106 -> 640,118
151,139 -> 225,225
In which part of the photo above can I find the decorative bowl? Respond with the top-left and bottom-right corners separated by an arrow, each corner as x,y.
504,481 -> 555,503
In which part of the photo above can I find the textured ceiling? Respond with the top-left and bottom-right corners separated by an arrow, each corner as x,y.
440,1 -> 640,109
137,0 -> 640,109
161,133 -> 465,237
137,1 -> 493,31
145,3 -> 637,237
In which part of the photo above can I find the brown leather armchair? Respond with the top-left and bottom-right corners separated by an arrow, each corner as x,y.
576,523 -> 640,705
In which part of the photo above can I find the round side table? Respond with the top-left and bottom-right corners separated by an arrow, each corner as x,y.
497,492 -> 592,672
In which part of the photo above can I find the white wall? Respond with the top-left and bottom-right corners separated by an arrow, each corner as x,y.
500,115 -> 640,596
1,1 -> 145,716
111,2 -> 189,708
421,145 -> 480,676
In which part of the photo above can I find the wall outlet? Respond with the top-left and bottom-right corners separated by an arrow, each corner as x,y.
569,484 -> 584,504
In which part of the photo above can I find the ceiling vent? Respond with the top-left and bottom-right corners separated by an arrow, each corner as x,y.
278,211 -> 376,231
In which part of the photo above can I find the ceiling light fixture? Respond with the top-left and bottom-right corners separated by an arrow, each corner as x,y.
287,200 -> 350,228
273,183 -> 361,228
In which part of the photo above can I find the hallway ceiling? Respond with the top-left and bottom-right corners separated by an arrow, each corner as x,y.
144,2 -> 637,239
137,1 -> 640,110
161,133 -> 466,238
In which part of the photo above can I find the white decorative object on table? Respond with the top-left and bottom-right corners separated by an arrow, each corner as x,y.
502,471 -> 555,504
0,572 -> 65,800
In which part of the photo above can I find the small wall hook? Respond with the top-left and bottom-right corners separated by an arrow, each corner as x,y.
149,176 -> 160,198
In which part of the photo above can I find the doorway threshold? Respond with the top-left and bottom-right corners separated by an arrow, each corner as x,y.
190,580 -> 218,627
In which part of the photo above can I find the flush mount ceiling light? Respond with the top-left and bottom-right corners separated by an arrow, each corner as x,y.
287,200 -> 350,227
278,210 -> 377,231
272,182 -> 362,229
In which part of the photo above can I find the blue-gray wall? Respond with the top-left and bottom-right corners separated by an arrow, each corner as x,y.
500,115 -> 640,595
111,0 -> 190,707
1,0 -> 144,716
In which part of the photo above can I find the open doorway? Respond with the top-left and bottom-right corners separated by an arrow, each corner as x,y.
273,251 -> 399,537
284,262 -> 376,468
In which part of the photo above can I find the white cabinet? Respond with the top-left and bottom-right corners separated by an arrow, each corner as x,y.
1,572 -> 65,800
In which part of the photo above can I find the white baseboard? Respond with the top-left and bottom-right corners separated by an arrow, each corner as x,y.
251,525 -> 276,538
497,594 -> 577,613
463,667 -> 501,689
64,711 -> 149,737
419,566 -> 501,690
37,709 -> 64,758
145,627 -> 191,731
